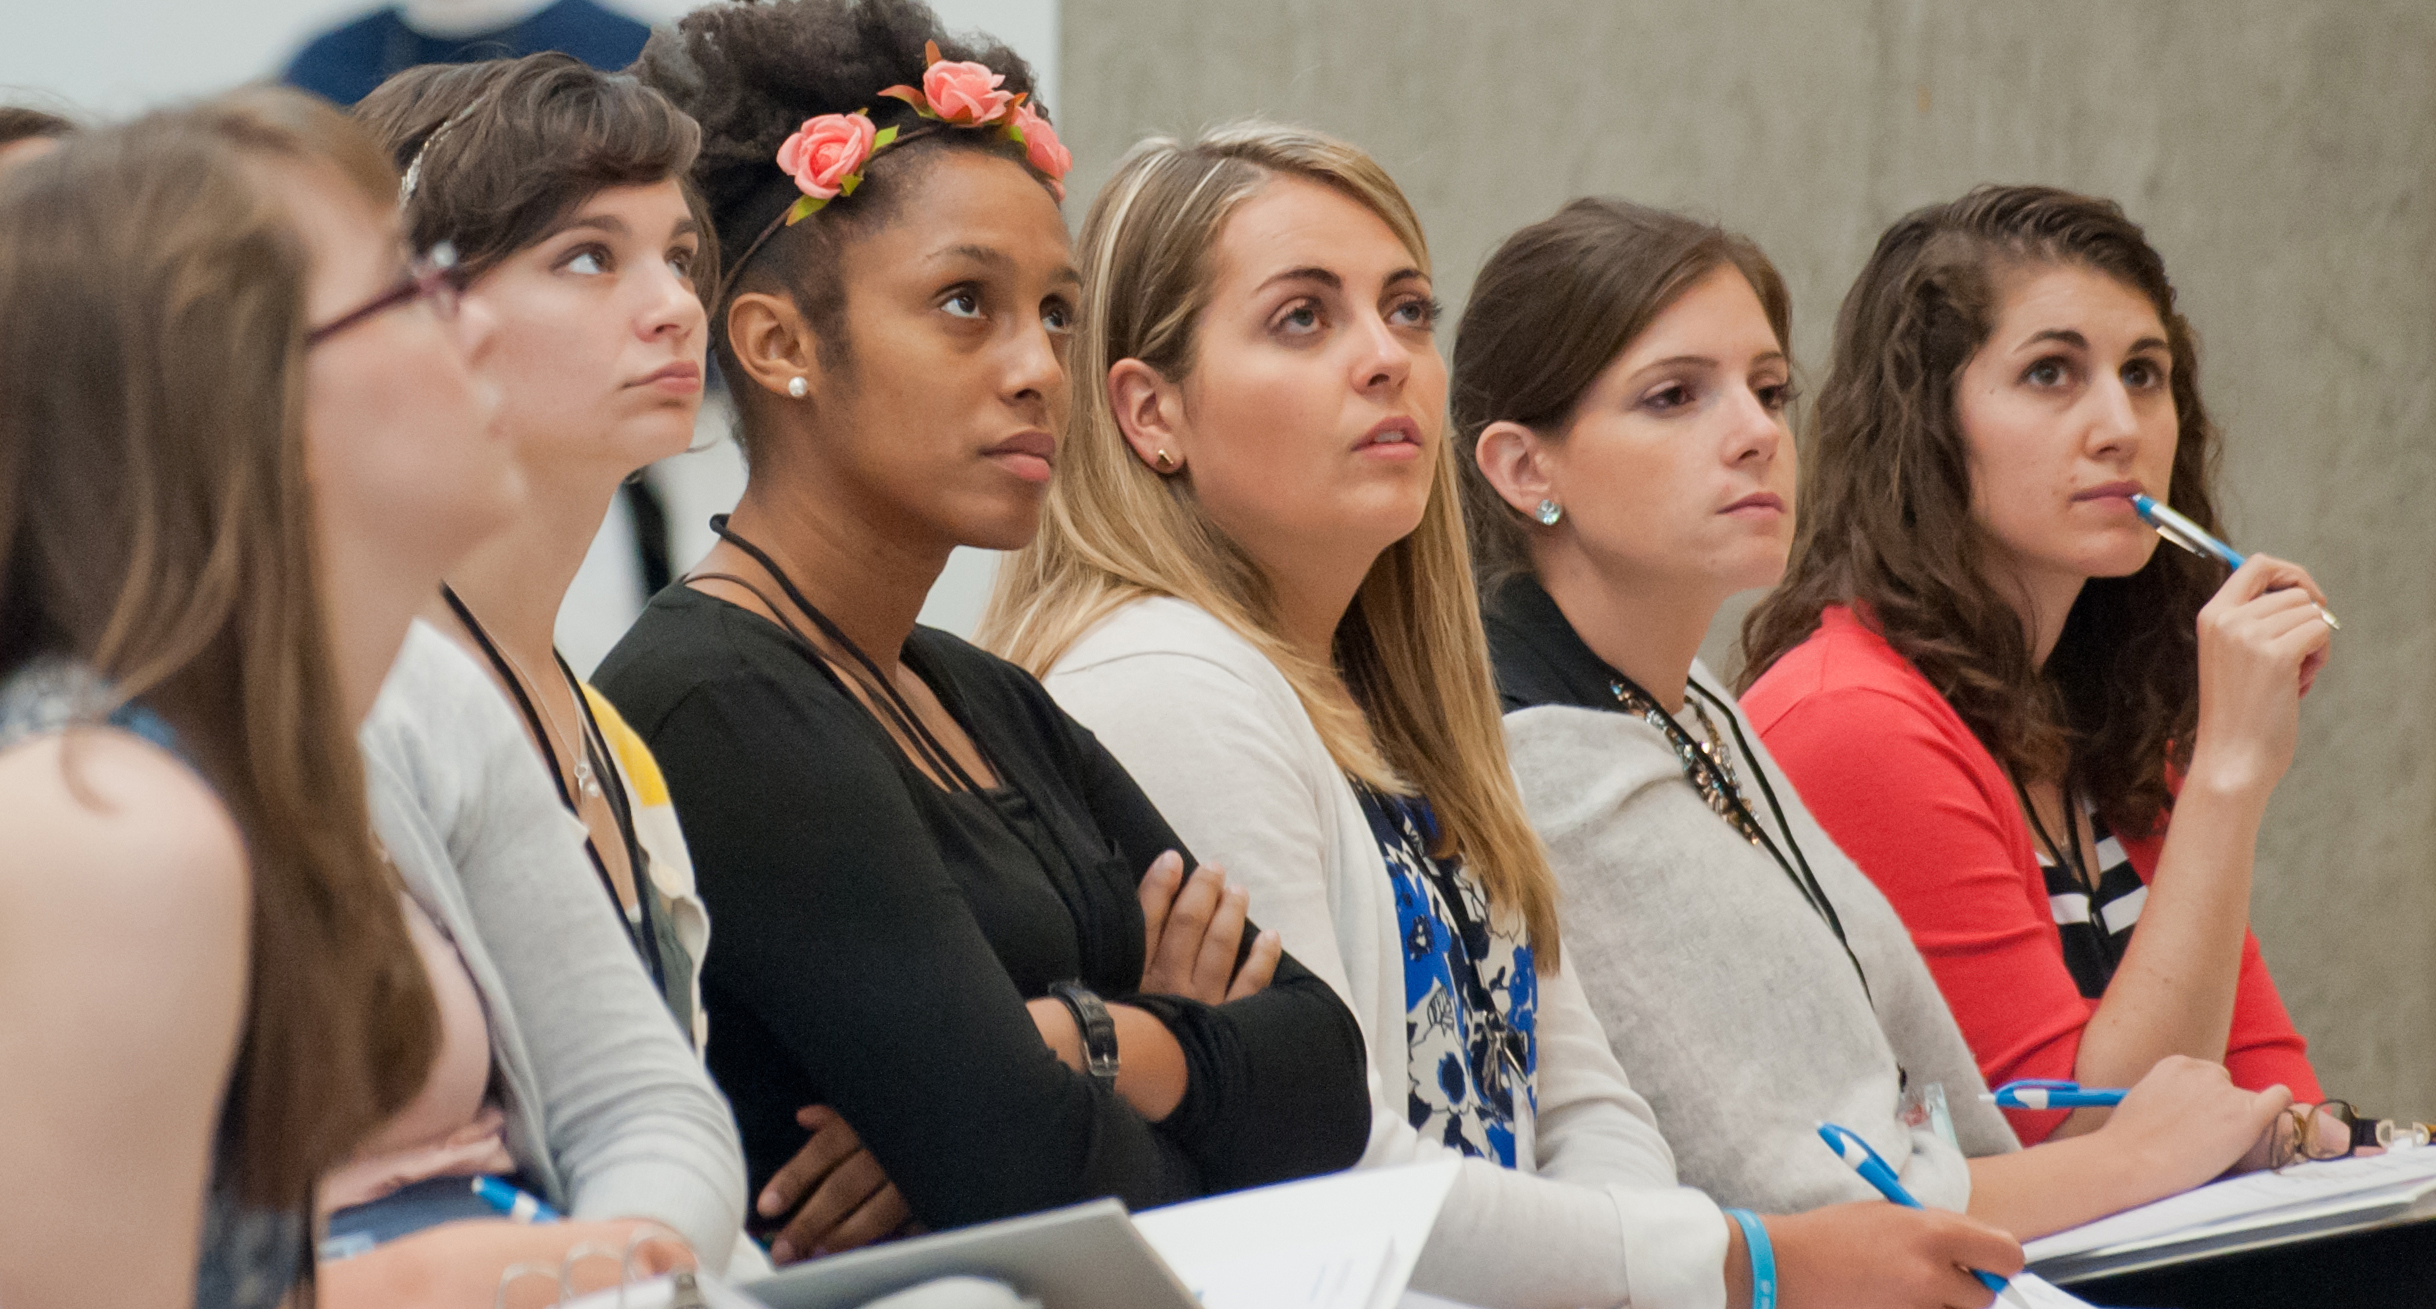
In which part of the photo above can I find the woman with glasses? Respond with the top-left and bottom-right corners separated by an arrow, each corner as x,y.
297,55 -> 750,1299
0,89 -> 499,1309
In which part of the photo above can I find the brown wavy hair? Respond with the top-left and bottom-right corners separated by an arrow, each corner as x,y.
1739,185 -> 2225,837
353,51 -> 716,294
0,89 -> 438,1260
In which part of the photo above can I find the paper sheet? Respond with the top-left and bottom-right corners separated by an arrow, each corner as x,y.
1383,1263 -> 2096,1308
2023,1146 -> 2436,1263
1134,1160 -> 1460,1309
561,1271 -> 771,1308
1157,1234 -> 1395,1309
2003,1271 -> 2099,1308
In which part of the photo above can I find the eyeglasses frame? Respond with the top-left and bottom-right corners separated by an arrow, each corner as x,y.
305,241 -> 463,348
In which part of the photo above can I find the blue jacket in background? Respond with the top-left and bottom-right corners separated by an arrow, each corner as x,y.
283,0 -> 649,106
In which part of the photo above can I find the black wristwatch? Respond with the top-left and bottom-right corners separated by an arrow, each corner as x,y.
1048,979 -> 1120,1088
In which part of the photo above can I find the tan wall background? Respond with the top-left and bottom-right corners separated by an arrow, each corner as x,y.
1059,0 -> 2436,1110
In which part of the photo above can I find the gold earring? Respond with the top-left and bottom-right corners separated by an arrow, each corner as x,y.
1154,448 -> 1177,472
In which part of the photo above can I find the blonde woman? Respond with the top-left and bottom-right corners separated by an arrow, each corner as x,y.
983,123 -> 2020,1309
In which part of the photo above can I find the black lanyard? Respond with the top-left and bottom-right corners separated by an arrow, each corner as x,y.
700,517 -> 1121,957
2014,774 -> 2123,973
439,585 -> 665,994
704,515 -> 998,797
1609,671 -> 1873,1005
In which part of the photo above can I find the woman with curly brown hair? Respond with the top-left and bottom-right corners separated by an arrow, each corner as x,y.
1740,186 -> 2330,1146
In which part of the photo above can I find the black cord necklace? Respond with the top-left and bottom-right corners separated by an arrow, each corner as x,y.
699,516 -> 1127,969
702,515 -> 997,797
2014,773 -> 2122,973
440,584 -> 664,992
1607,671 -> 1872,1004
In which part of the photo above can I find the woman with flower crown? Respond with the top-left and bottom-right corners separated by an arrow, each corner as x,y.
596,0 -> 1370,1263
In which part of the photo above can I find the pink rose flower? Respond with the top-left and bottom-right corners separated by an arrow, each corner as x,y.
922,59 -> 1015,125
1012,104 -> 1072,182
775,112 -> 877,200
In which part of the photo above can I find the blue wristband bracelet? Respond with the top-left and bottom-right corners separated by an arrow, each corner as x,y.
1724,1208 -> 1776,1309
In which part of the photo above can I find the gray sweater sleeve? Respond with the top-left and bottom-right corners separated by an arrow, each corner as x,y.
362,622 -> 746,1262
1504,695 -> 2011,1220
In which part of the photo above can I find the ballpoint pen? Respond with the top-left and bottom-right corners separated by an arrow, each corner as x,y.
471,1175 -> 565,1223
2131,493 -> 2340,631
1818,1123 -> 2010,1296
1982,1079 -> 2127,1111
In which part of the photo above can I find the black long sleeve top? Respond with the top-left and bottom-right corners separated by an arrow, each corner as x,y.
594,587 -> 1371,1232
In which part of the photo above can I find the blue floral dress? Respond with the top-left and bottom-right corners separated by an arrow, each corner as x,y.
1355,784 -> 1538,1165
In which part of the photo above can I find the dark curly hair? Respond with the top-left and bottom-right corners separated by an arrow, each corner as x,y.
353,52 -> 712,292
1740,185 -> 2224,839
634,0 -> 1049,462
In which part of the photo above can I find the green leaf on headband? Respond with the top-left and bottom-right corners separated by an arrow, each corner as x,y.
840,173 -> 864,197
784,194 -> 825,225
872,125 -> 900,152
879,86 -> 936,119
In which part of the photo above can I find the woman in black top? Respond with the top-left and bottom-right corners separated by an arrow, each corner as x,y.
599,0 -> 1369,1260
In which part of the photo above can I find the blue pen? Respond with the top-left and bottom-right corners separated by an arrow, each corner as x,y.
1984,1079 -> 2127,1111
471,1176 -> 564,1223
1818,1123 -> 2009,1296
2132,493 -> 2340,630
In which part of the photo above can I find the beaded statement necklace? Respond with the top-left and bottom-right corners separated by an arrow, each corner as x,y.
1607,673 -> 1874,1004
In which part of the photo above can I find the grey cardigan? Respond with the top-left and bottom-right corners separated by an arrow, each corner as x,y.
360,621 -> 746,1261
1502,660 -> 2020,1215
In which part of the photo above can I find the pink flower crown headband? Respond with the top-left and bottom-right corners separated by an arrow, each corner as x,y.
722,42 -> 1073,300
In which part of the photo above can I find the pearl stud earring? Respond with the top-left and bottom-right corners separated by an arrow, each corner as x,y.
787,376 -> 809,398
1534,499 -> 1563,526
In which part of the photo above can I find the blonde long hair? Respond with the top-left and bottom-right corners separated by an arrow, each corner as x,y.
980,122 -> 1560,962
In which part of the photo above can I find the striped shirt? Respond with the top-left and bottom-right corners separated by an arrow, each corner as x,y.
2037,799 -> 2145,998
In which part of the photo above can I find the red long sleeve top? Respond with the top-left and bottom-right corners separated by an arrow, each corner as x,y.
1741,606 -> 2320,1143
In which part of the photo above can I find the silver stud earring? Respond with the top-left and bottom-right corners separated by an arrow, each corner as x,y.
786,376 -> 809,398
1534,499 -> 1564,526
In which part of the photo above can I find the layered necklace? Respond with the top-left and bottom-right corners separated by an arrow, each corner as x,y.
1606,672 -> 1873,1003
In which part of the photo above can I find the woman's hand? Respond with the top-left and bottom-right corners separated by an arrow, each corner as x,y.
2189,554 -> 2335,798
1757,1203 -> 2022,1309
319,1217 -> 693,1309
2097,1054 -> 2294,1189
2232,1099 -> 2364,1174
756,1106 -> 915,1264
1137,850 -> 1280,1003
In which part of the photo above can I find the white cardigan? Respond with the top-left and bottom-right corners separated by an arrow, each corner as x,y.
1045,597 -> 1726,1309
1502,665 -> 2017,1217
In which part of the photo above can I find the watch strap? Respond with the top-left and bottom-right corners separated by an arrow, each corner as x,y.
1048,980 -> 1120,1087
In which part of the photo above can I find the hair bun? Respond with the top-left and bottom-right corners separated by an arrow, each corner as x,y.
634,0 -> 1039,253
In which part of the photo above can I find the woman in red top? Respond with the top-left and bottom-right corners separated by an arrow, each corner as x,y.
1741,185 -> 2332,1145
